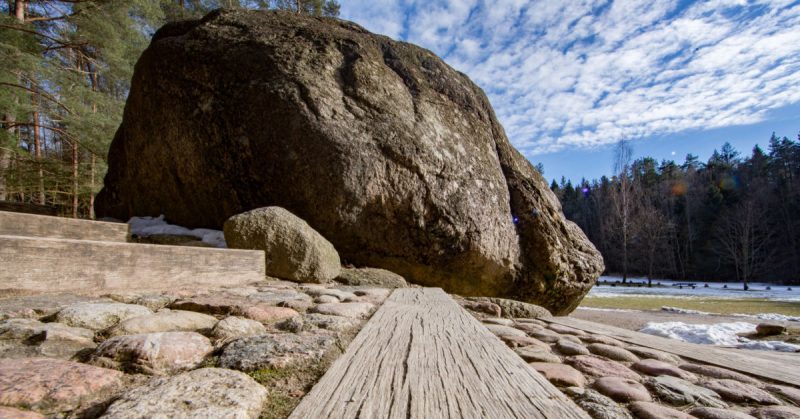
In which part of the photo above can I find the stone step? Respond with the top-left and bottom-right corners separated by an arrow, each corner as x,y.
0,235 -> 265,294
0,211 -> 130,242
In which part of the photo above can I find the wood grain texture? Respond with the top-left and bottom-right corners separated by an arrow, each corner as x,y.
0,235 -> 265,293
0,211 -> 130,242
547,317 -> 800,386
290,288 -> 589,419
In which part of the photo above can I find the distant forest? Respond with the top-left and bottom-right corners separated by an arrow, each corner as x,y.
551,134 -> 800,286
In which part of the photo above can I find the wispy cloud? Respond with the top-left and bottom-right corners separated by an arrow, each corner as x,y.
341,0 -> 800,156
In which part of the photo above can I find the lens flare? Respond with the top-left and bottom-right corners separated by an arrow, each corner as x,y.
670,181 -> 687,196
719,175 -> 739,191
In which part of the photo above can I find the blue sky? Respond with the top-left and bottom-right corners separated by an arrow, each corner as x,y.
340,0 -> 800,183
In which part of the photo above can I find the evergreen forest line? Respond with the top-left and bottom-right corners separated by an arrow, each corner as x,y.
0,0 -> 339,218
551,135 -> 800,286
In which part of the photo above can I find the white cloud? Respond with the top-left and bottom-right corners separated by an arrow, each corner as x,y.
340,1 -> 800,156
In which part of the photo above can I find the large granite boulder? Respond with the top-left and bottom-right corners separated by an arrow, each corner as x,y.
95,9 -> 603,314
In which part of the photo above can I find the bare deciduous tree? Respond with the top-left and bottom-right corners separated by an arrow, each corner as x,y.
612,139 -> 633,283
713,199 -> 773,290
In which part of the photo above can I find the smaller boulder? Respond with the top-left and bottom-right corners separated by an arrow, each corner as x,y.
633,359 -> 697,381
335,268 -> 408,288
485,324 -> 527,339
629,401 -> 695,419
248,290 -> 313,305
755,323 -> 786,337
690,407 -> 755,419
0,407 -> 44,418
107,310 -> 218,336
764,384 -> 800,405
224,207 -> 341,283
102,368 -> 267,418
210,317 -> 267,341
556,339 -> 590,356
626,346 -> 682,364
586,343 -> 639,362
564,387 -> 633,419
751,405 -> 800,419
0,318 -> 95,359
106,293 -> 174,311
467,297 -> 551,319
311,302 -> 374,319
303,313 -> 362,333
580,334 -> 625,347
274,316 -> 305,333
92,332 -> 213,375
566,355 -> 640,380
0,357 -> 122,414
460,300 -> 501,317
592,376 -> 651,402
315,295 -> 339,304
548,324 -> 585,336
218,332 -> 336,371
350,288 -> 392,304
483,317 -> 515,326
529,362 -> 586,387
238,306 -> 300,323
55,303 -> 152,330
703,379 -> 781,405
514,345 -> 562,364
500,334 -> 546,348
645,375 -> 726,408
680,364 -> 761,386
528,329 -> 564,343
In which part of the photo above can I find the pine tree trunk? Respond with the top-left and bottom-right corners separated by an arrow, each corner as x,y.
14,0 -> 24,21
90,155 -> 95,219
1,0 -> 24,201
0,114 -> 11,201
89,65 -> 98,219
32,85 -> 44,204
71,140 -> 78,218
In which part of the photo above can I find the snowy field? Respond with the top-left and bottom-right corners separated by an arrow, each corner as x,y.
584,276 -> 800,352
590,276 -> 800,301
639,321 -> 800,352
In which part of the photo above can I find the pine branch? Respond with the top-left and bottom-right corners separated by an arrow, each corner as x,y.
0,23 -> 83,47
0,82 -> 75,115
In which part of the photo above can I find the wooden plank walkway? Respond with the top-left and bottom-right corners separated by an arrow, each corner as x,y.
290,288 -> 589,419
546,316 -> 800,386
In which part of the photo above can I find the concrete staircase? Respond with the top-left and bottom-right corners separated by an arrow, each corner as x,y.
0,211 -> 265,294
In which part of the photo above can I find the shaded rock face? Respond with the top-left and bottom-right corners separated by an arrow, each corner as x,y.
95,9 -> 603,314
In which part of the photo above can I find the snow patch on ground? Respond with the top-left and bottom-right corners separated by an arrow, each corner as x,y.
743,313 -> 800,322
576,307 -> 641,313
661,306 -> 710,315
639,321 -> 800,352
128,215 -> 226,248
657,306 -> 800,322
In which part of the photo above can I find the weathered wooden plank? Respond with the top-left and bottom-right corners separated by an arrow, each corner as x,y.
546,316 -> 800,386
291,288 -> 589,419
0,235 -> 265,294
0,211 -> 130,242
